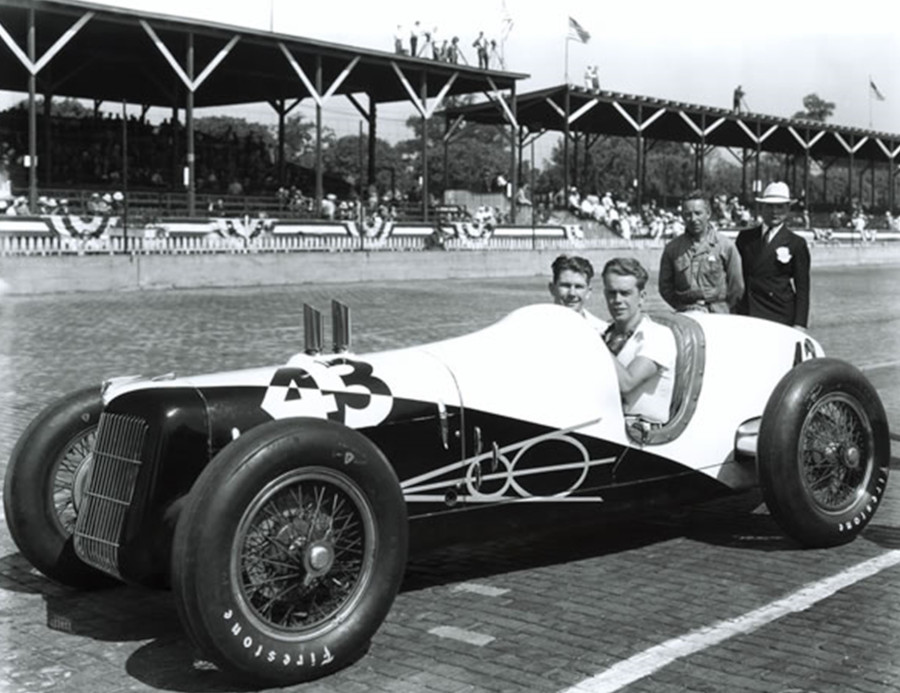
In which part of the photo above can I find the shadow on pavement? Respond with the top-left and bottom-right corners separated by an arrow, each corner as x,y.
126,637 -> 259,693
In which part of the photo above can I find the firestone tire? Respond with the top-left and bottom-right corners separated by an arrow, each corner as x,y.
758,358 -> 890,548
171,417 -> 408,687
3,386 -> 118,588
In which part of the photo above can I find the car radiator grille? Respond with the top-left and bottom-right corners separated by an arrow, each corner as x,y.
73,412 -> 148,579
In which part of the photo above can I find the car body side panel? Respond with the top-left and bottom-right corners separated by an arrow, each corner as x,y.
642,313 -> 824,489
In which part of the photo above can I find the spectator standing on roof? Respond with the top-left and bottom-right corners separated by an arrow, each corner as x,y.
733,85 -> 745,112
659,190 -> 744,314
448,36 -> 462,64
488,40 -> 502,69
410,21 -> 422,57
394,24 -> 406,54
473,31 -> 489,69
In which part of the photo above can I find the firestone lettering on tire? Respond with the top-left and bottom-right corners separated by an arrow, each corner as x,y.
222,608 -> 335,668
838,470 -> 887,533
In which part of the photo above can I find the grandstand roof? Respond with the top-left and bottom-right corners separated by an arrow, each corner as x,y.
442,84 -> 900,162
0,0 -> 527,109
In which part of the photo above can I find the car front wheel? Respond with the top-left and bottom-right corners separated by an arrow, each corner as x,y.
3,386 -> 118,588
758,358 -> 890,547
171,417 -> 408,687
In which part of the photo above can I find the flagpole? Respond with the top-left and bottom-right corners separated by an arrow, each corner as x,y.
868,74 -> 873,128
565,37 -> 570,84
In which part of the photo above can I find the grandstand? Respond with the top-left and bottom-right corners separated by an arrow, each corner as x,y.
1,0 -> 899,254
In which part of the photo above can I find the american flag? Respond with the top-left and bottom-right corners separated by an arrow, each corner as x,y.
568,16 -> 590,44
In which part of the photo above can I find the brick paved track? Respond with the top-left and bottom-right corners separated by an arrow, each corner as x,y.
1,267 -> 899,693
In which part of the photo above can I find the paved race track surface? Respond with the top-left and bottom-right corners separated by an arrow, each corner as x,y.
1,264 -> 899,693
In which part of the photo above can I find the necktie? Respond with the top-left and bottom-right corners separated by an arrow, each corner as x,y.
603,326 -> 633,355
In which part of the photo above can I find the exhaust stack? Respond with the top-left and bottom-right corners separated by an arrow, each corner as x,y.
331,300 -> 351,353
303,304 -> 323,355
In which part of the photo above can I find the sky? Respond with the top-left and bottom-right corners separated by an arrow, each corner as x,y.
4,0 -> 900,152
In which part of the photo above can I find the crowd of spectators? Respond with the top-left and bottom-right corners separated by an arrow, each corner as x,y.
392,21 -> 504,69
0,108 -> 279,196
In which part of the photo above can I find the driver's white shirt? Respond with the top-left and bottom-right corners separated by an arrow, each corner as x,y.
610,315 -> 676,424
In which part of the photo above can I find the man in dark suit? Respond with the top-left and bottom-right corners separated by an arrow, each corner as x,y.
735,182 -> 811,329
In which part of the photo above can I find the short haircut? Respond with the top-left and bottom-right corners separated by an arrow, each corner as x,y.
602,257 -> 649,291
551,254 -> 594,284
682,189 -> 710,209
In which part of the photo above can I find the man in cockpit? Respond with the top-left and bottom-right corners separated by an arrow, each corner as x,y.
600,257 -> 676,425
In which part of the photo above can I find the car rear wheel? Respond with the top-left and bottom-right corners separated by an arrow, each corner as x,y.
171,417 -> 408,687
3,387 -> 119,588
758,358 -> 890,547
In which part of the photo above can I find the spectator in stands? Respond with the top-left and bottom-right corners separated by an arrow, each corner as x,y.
516,185 -> 532,206
735,182 -> 811,329
321,194 -> 337,220
548,254 -> 605,333
6,196 -> 29,216
659,190 -> 744,314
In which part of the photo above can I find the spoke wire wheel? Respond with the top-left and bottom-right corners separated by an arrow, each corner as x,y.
50,428 -> 96,536
798,393 -> 873,514
231,466 -> 376,641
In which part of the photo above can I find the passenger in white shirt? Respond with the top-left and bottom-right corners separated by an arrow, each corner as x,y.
547,254 -> 605,334
600,257 -> 676,424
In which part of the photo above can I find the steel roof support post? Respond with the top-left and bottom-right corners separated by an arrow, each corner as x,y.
848,142 -> 855,211
420,71 -> 428,223
741,148 -> 748,204
870,160 -> 876,209
890,155 -> 896,212
442,111 -> 450,202
41,90 -> 51,187
315,55 -> 323,212
367,98 -> 377,191
509,80 -> 518,224
754,122 -> 762,218
563,86 -> 571,202
273,99 -> 286,188
185,32 -> 195,217
803,128 -> 811,208
698,113 -> 706,190
27,7 -> 36,211
635,105 -> 644,213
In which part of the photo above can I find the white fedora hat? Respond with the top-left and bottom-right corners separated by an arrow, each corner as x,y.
755,181 -> 795,204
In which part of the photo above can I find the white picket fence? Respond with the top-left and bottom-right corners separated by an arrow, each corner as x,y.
0,233 -> 657,256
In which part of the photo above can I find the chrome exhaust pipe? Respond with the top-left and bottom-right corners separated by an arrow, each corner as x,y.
303,304 -> 323,355
331,300 -> 351,353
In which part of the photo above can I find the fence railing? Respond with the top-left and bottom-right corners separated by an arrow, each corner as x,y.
0,234 -> 661,257
3,228 -> 899,257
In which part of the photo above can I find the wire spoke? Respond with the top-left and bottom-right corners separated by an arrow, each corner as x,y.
237,472 -> 371,632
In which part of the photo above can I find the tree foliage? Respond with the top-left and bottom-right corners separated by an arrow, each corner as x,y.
792,93 -> 835,122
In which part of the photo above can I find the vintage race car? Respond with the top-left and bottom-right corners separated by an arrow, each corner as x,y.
3,302 -> 891,686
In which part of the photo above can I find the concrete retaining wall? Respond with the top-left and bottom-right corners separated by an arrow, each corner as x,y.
1,244 -> 899,295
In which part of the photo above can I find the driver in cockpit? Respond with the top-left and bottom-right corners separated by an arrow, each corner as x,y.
600,257 -> 676,425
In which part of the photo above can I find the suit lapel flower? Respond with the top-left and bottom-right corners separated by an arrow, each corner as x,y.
775,246 -> 792,263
